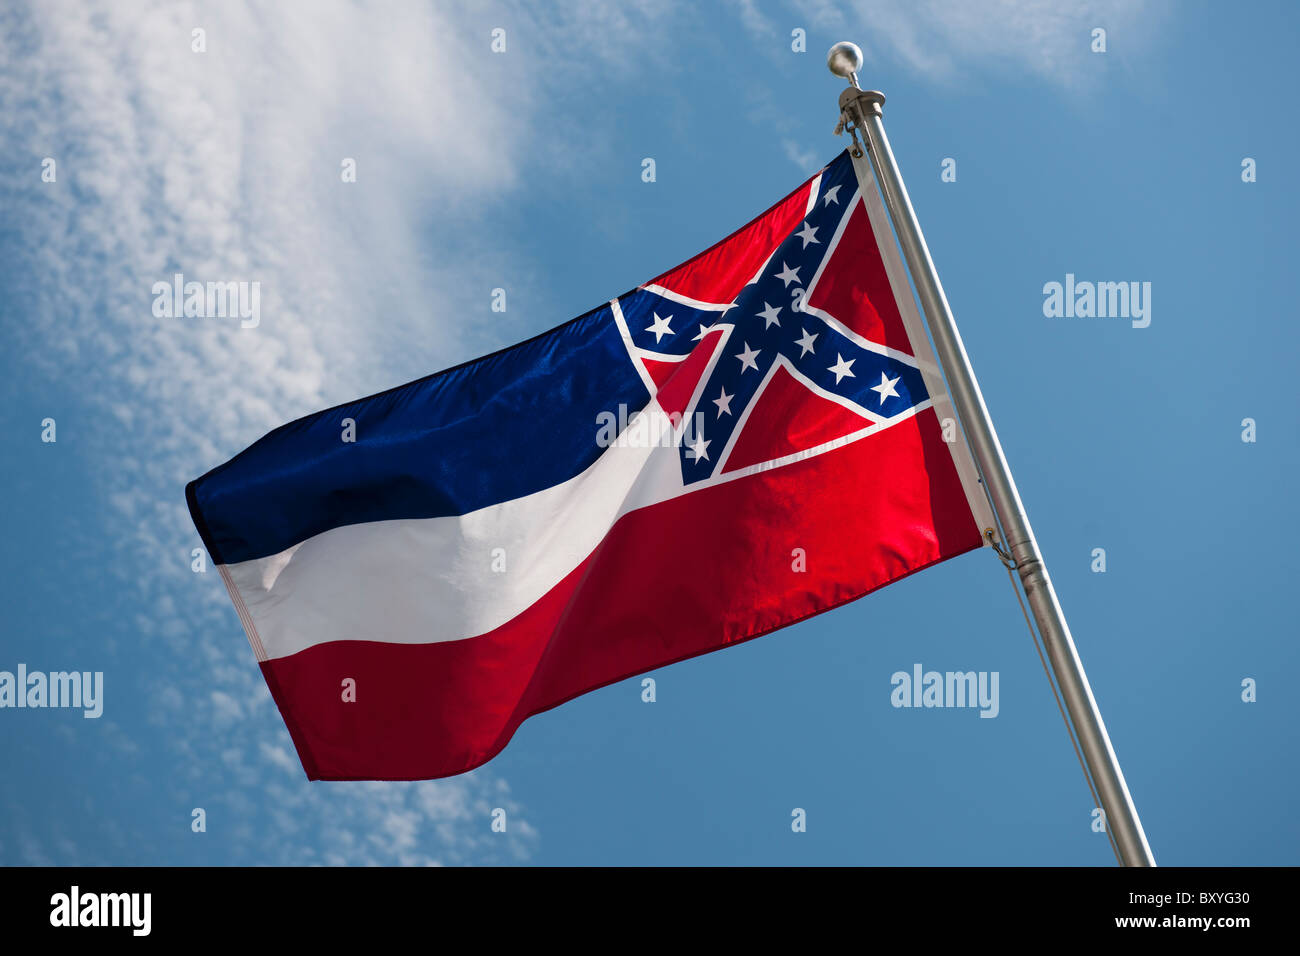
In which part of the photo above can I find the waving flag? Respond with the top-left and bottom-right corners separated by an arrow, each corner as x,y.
187,150 -> 994,780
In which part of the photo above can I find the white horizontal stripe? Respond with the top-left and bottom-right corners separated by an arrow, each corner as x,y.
224,394 -> 927,661
227,415 -> 670,661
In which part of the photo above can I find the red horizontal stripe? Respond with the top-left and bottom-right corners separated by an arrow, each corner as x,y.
261,408 -> 981,780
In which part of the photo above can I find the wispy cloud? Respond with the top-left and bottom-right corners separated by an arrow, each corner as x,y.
7,0 -> 1155,867
782,138 -> 821,173
727,0 -> 780,41
0,0 -> 672,864
745,1 -> 1165,174
789,0 -> 1166,87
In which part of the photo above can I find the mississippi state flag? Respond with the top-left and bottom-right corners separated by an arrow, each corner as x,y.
187,150 -> 994,780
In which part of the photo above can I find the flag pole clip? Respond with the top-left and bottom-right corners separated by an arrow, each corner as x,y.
828,42 -> 883,160
984,528 -> 1016,571
834,88 -> 884,159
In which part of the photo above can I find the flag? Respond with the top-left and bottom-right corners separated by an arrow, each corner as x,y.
186,150 -> 994,780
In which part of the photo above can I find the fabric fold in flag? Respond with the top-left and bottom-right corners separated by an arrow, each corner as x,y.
186,150 -> 995,781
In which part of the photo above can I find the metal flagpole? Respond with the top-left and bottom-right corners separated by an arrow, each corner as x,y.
826,42 -> 1156,867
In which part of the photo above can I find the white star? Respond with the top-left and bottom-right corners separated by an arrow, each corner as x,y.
757,302 -> 781,328
692,321 -> 714,341
686,434 -> 711,461
735,341 -> 760,373
712,387 -> 734,417
795,328 -> 818,357
645,312 -> 674,343
871,371 -> 901,405
828,353 -> 856,384
795,221 -> 820,248
775,261 -> 801,287
822,184 -> 841,206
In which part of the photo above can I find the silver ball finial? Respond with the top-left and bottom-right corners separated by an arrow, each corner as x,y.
827,42 -> 863,84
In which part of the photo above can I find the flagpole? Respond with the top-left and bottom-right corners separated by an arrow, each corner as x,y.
827,42 -> 1155,867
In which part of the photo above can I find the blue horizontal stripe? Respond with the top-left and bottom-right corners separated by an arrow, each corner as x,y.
188,303 -> 650,565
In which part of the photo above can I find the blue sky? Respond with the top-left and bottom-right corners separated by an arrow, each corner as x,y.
1,0 -> 1296,865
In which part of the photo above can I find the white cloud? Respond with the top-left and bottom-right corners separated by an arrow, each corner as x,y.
258,741 -> 299,777
782,138 -> 820,173
209,690 -> 244,725
0,0 -> 607,865
727,0 -> 779,40
792,0 -> 1167,86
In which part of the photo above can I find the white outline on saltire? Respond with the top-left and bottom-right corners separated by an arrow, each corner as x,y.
849,151 -> 996,539
614,160 -> 951,489
666,324 -> 735,444
712,352 -> 909,474
743,173 -> 824,288
799,187 -> 923,369
610,297 -> 659,396
638,284 -> 737,313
